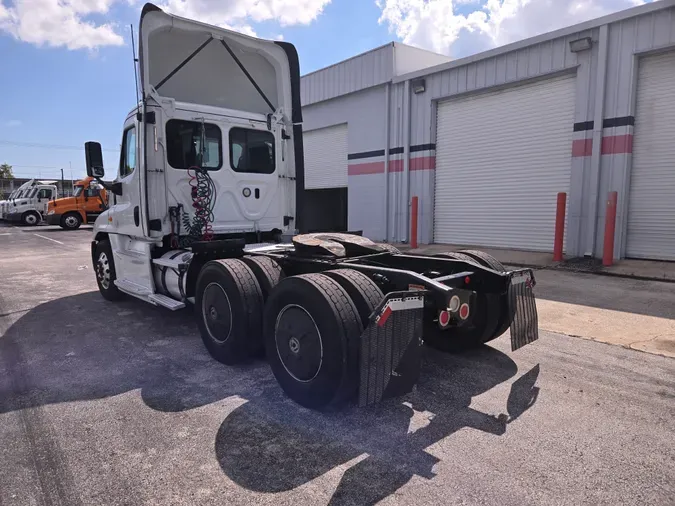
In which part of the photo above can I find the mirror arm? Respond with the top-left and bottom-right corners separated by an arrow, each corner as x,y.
96,179 -> 123,197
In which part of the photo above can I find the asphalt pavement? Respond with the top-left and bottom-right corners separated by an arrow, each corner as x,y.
0,223 -> 673,505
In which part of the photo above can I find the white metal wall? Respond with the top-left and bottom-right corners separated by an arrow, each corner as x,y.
434,76 -> 575,251
626,51 -> 675,260
303,124 -> 348,189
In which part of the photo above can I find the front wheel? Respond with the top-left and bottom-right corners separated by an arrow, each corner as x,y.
21,211 -> 40,226
94,240 -> 125,301
61,212 -> 82,230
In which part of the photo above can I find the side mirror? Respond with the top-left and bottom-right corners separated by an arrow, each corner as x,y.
85,141 -> 105,178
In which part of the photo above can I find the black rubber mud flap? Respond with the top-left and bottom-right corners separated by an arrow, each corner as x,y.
358,291 -> 425,407
508,269 -> 539,351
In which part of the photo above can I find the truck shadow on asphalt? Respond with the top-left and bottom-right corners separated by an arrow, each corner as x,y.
215,351 -> 540,505
0,291 -> 271,414
1,290 -> 540,505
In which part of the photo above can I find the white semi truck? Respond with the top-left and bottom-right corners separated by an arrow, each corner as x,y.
3,179 -> 57,225
84,3 -> 539,410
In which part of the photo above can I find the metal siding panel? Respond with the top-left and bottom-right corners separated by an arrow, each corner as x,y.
626,51 -> 675,260
506,51 -> 518,81
652,8 -> 673,47
517,47 -> 529,78
476,59 -> 487,88
304,124 -> 348,189
636,12 -> 655,51
434,76 -> 575,251
540,40 -> 554,73
495,54 -> 507,84
467,62 -> 477,90
552,37 -> 567,69
458,66 -> 468,93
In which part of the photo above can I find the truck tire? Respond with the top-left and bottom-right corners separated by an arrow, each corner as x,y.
61,212 -> 82,230
433,251 -> 478,265
94,240 -> 125,301
376,243 -> 401,254
323,269 -> 383,328
458,249 -> 506,272
21,211 -> 40,226
241,256 -> 284,302
263,273 -> 362,409
195,259 -> 264,365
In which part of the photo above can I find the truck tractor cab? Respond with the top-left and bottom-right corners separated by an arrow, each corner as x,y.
0,189 -> 21,220
5,180 -> 58,226
46,177 -> 108,230
85,4 -> 538,411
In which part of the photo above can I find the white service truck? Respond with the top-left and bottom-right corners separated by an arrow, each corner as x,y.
85,3 -> 539,410
3,179 -> 57,225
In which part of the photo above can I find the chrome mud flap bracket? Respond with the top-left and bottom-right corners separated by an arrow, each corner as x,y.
508,269 -> 539,351
358,291 -> 425,407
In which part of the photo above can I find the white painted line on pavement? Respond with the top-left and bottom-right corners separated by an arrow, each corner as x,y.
34,233 -> 64,245
0,233 -> 11,236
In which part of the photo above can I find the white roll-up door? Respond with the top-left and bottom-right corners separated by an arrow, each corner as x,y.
434,76 -> 575,251
626,51 -> 675,261
303,124 -> 348,189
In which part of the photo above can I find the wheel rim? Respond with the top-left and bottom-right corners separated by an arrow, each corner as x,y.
97,252 -> 111,289
275,304 -> 323,383
202,282 -> 233,343
25,214 -> 37,225
65,216 -> 78,228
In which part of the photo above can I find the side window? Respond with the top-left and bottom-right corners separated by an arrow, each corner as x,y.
166,119 -> 222,170
229,128 -> 275,174
119,127 -> 137,178
38,189 -> 52,199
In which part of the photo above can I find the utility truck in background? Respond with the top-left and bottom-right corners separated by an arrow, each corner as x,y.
3,179 -> 58,226
46,176 -> 108,230
84,3 -> 539,410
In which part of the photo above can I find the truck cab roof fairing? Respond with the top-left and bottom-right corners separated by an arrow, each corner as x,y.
138,3 -> 295,119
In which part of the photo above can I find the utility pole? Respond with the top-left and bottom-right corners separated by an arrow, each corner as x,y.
60,168 -> 65,198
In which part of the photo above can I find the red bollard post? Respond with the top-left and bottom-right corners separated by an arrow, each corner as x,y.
603,191 -> 618,267
410,196 -> 419,249
553,192 -> 567,262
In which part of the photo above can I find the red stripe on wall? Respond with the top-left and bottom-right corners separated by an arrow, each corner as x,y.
348,156 -> 436,176
572,138 -> 593,157
601,134 -> 633,155
572,134 -> 634,157
348,161 -> 384,175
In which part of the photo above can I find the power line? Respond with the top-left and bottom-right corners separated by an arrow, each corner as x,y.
0,139 -> 119,152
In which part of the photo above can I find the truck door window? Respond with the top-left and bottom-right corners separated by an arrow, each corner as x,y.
73,186 -> 84,197
119,127 -> 137,178
229,128 -> 275,174
166,119 -> 222,170
38,188 -> 53,199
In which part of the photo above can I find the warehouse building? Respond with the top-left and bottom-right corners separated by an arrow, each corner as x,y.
300,0 -> 675,261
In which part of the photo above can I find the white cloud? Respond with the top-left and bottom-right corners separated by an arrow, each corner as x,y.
377,0 -> 649,57
158,0 -> 332,28
0,0 -> 330,50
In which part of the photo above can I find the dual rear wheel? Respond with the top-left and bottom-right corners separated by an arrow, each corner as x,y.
195,257 -> 383,409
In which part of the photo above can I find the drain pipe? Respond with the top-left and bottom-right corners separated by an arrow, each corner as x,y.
384,82 -> 391,241
584,23 -> 609,257
403,79 -> 411,242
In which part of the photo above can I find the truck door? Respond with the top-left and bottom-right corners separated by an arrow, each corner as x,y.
83,183 -> 105,223
112,117 -> 144,237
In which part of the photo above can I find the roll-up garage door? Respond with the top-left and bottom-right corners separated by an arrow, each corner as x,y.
303,124 -> 348,189
434,76 -> 575,251
626,51 -> 675,260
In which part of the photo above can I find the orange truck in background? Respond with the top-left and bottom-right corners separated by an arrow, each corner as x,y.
46,177 -> 108,230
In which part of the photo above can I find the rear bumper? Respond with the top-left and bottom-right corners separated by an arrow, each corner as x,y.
46,213 -> 62,225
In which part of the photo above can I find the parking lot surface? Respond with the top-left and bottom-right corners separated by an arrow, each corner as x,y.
1,224 -> 674,505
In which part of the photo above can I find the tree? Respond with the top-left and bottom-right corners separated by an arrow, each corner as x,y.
0,163 -> 14,179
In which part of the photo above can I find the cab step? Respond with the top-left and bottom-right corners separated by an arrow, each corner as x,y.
148,293 -> 185,311
115,279 -> 152,296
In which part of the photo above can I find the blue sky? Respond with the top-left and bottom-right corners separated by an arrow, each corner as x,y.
0,0 -> 646,181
